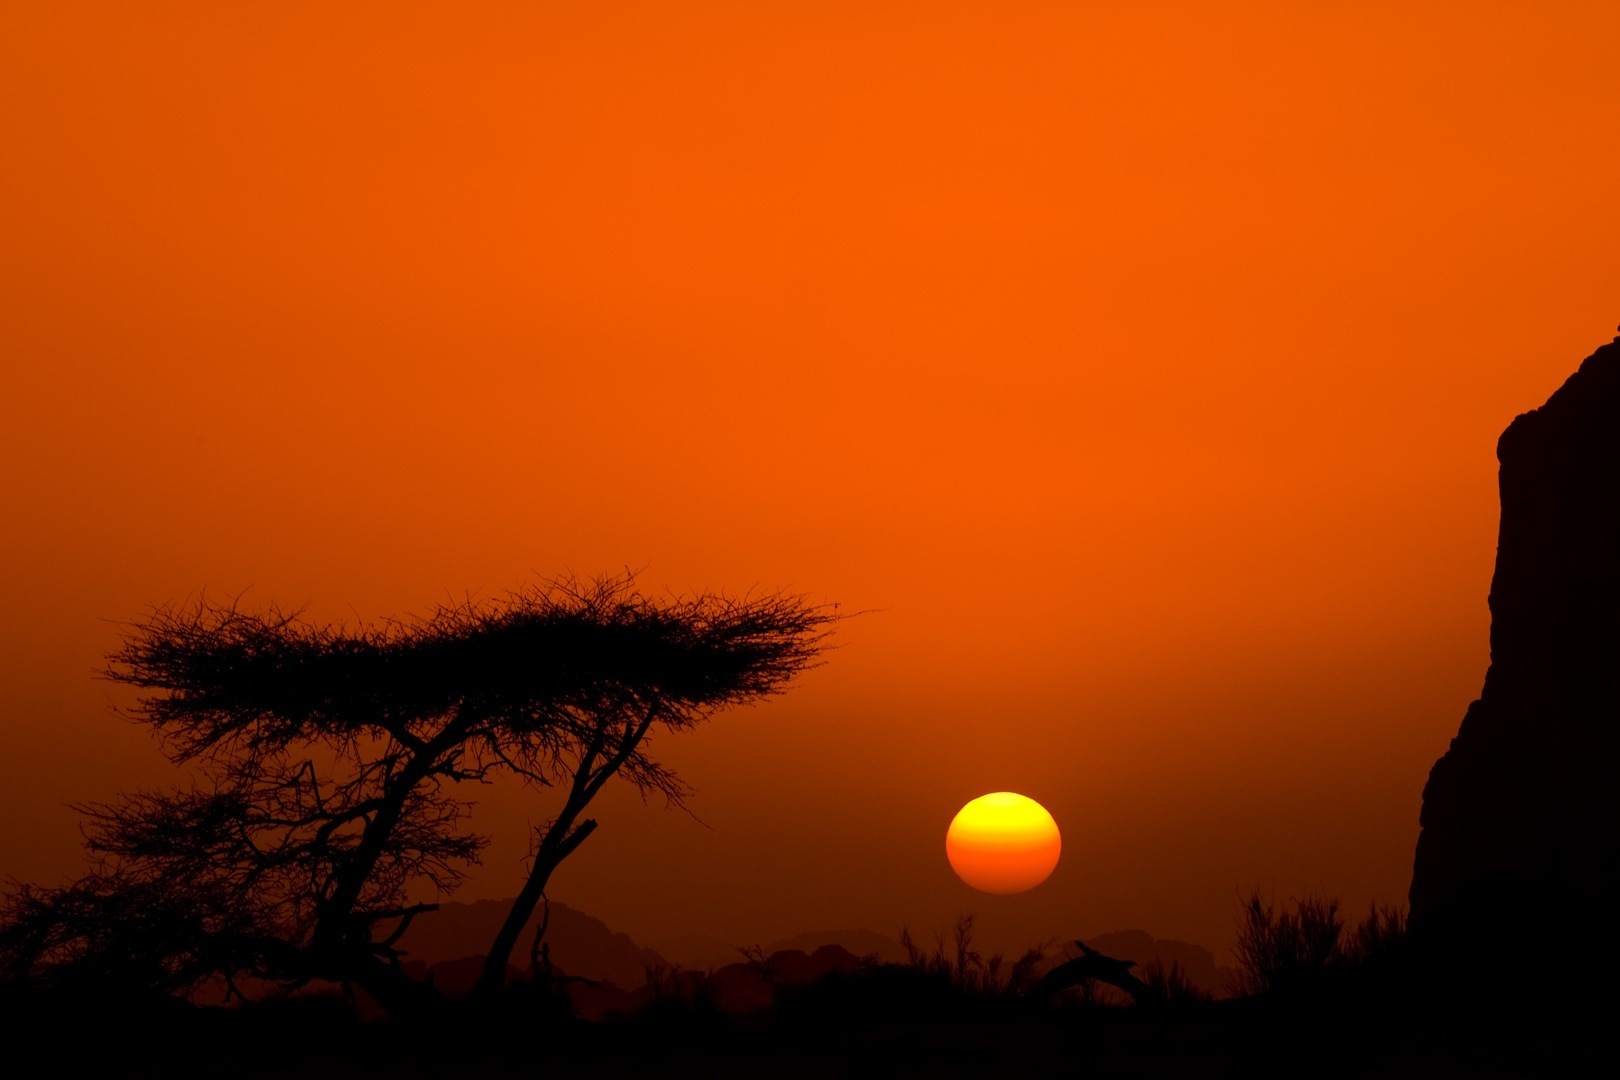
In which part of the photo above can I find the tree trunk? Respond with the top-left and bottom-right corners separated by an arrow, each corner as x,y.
474,706 -> 657,998
313,743 -> 446,955
474,817 -> 597,997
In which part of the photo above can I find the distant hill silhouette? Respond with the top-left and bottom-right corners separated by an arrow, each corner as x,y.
549,943 -> 872,1019
651,927 -> 908,970
647,933 -> 744,970
765,928 -> 909,964
393,899 -> 665,989
392,899 -> 1233,1008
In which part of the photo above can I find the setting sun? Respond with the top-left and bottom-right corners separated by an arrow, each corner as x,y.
946,792 -> 1062,895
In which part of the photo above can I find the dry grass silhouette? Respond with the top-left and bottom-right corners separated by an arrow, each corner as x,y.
1233,891 -> 1408,997
898,915 -> 1048,998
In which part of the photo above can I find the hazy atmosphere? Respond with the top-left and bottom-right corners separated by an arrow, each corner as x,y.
4,1 -> 1619,966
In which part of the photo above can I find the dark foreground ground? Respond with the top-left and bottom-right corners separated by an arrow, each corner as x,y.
7,966 -> 1616,1079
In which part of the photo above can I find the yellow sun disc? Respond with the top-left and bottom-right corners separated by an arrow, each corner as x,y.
945,792 -> 1062,894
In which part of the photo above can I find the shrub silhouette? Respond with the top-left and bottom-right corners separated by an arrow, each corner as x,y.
1342,903 -> 1407,968
637,960 -> 722,1021
1233,893 -> 1343,996
1136,959 -> 1209,1008
898,915 -> 1048,998
1233,892 -> 1408,998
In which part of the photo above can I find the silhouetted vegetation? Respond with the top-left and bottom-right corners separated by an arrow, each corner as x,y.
1137,959 -> 1210,1009
1036,939 -> 1157,1004
1233,892 -> 1343,996
1232,891 -> 1410,999
6,889 -> 1613,1079
897,915 -> 1048,998
0,574 -> 836,1017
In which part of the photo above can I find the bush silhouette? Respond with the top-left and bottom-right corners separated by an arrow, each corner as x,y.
1233,892 -> 1409,999
1136,959 -> 1209,1008
898,915 -> 1048,998
1233,893 -> 1343,996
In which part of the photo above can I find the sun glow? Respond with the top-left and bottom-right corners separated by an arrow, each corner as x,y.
945,792 -> 1062,894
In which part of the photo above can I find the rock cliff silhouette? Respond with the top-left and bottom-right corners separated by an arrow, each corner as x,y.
1410,328 -> 1620,961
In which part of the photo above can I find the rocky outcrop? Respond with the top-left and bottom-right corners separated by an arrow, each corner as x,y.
1410,329 -> 1620,939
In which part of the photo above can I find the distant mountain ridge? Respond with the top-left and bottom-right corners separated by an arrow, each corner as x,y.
395,897 -> 1232,999
394,898 -> 664,989
764,928 -> 909,964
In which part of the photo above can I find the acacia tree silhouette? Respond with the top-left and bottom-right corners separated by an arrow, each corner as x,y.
0,575 -> 835,1015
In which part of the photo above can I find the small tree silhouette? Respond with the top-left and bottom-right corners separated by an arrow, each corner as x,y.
0,574 -> 835,1014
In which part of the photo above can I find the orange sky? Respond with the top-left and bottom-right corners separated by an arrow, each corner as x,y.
3,1 -> 1618,960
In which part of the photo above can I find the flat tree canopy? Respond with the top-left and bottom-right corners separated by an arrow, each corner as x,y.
0,575 -> 837,1014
